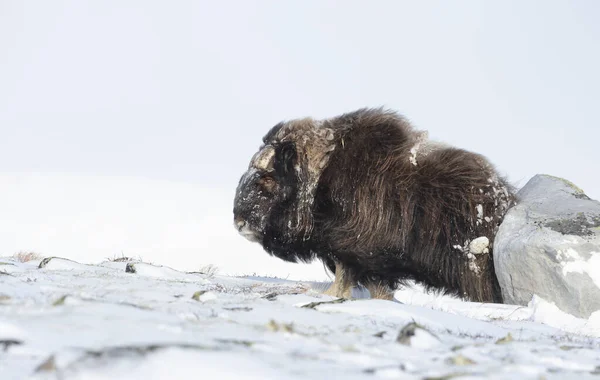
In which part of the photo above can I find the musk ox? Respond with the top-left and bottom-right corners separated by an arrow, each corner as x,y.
233,108 -> 515,303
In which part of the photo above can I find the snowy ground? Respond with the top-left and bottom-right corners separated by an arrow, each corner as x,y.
2,256 -> 600,380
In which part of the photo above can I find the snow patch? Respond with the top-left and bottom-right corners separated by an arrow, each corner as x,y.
469,236 -> 490,255
529,295 -> 600,337
454,237 -> 489,274
476,204 -> 483,225
408,131 -> 429,166
558,250 -> 600,288
409,144 -> 420,166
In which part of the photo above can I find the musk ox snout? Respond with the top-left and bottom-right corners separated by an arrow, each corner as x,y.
233,141 -> 301,245
233,169 -> 270,241
234,216 -> 260,243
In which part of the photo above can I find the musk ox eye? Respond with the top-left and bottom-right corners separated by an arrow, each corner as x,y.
259,176 -> 277,192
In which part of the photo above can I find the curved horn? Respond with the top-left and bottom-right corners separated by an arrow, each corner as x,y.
251,145 -> 275,171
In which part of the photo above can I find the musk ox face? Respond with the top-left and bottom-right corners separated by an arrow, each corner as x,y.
233,118 -> 338,254
233,140 -> 299,244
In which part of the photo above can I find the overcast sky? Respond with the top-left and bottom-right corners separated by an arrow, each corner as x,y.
1,1 -> 599,197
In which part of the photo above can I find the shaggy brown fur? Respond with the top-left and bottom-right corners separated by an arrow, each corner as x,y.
233,108 -> 515,303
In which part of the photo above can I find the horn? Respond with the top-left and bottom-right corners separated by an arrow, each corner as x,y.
251,145 -> 275,171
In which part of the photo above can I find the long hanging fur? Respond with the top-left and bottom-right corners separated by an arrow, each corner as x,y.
233,108 -> 515,303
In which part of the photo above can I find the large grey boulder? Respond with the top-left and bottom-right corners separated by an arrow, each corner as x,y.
494,174 -> 600,318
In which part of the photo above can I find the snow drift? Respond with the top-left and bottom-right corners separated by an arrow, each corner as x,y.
0,173 -> 330,281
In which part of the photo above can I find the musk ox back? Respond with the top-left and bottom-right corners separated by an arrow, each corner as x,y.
233,108 -> 515,303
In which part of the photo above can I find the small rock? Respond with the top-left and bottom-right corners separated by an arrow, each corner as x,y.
52,295 -> 68,306
223,306 -> 253,312
0,339 -> 22,351
301,298 -> 347,309
215,339 -> 254,347
396,322 -> 440,348
261,292 -> 278,301
267,320 -> 294,333
191,290 -> 217,302
446,354 -> 476,366
38,257 -> 83,270
35,355 -> 57,372
191,290 -> 207,301
495,333 -> 513,345
38,257 -> 54,269
125,262 -> 137,273
559,345 -> 582,351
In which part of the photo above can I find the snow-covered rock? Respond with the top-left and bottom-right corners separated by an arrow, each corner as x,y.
494,174 -> 600,318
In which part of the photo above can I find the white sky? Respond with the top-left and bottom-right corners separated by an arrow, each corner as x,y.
0,1 -> 598,276
1,1 -> 598,196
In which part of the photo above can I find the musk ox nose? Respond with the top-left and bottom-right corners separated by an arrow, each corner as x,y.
234,216 -> 260,243
234,217 -> 246,231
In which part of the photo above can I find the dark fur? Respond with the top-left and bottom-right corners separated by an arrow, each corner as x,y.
234,108 -> 515,302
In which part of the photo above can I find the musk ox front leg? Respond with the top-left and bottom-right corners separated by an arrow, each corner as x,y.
324,261 -> 355,299
323,262 -> 395,301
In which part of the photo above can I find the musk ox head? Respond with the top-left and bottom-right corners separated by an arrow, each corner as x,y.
233,118 -> 337,260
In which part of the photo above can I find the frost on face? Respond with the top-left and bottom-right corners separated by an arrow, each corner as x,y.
234,168 -> 273,240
